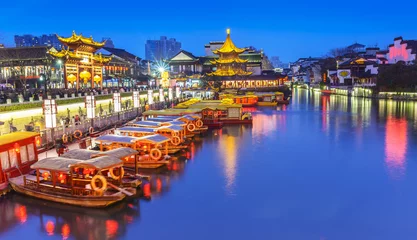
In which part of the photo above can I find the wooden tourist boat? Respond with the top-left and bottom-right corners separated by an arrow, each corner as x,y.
0,132 -> 41,195
256,92 -> 289,106
95,134 -> 171,169
184,100 -> 253,126
118,126 -> 188,151
219,93 -> 258,107
9,156 -> 135,208
61,148 -> 142,187
129,119 -> 198,138
142,110 -> 208,133
147,115 -> 208,133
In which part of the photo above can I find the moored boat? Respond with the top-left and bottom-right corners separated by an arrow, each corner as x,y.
9,156 -> 135,208
0,132 -> 41,195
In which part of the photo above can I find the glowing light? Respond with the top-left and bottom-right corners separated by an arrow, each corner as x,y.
106,220 -> 119,238
14,205 -> 27,224
45,221 -> 55,236
156,178 -> 162,192
61,224 -> 70,239
385,117 -> 408,179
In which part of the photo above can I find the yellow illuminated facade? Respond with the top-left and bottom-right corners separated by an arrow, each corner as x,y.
49,31 -> 111,89
207,29 -> 252,77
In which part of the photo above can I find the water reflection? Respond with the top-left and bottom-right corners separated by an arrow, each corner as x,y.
385,116 -> 408,179
0,193 -> 140,240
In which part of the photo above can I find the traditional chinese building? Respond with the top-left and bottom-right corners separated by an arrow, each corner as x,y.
49,31 -> 111,89
206,29 -> 283,89
0,46 -> 60,88
207,29 -> 252,78
168,30 -> 284,89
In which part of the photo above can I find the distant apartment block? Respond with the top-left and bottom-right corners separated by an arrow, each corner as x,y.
145,36 -> 181,61
14,34 -> 63,50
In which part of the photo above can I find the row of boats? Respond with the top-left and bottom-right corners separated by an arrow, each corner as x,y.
0,95 -> 289,208
0,106 -> 223,208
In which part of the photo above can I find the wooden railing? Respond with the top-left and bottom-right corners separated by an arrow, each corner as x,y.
24,177 -> 37,188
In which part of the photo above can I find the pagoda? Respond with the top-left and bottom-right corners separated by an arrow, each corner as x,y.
49,31 -> 111,89
207,29 -> 252,77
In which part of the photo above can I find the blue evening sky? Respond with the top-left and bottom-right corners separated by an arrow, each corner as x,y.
1,0 -> 417,62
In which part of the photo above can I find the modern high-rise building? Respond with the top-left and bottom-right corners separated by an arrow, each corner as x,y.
145,36 -> 181,61
14,34 -> 63,49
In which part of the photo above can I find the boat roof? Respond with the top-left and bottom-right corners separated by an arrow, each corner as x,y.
132,121 -> 161,127
95,134 -> 141,144
146,117 -> 175,122
31,156 -> 123,171
0,132 -> 39,146
93,147 -> 138,159
168,121 -> 187,126
143,109 -> 201,116
118,126 -> 156,133
62,147 -> 138,160
61,149 -> 100,160
137,134 -> 170,144
156,125 -> 184,132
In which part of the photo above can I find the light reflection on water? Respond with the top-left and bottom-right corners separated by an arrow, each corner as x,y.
4,89 -> 417,239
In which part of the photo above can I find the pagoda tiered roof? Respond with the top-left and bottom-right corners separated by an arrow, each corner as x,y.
56,31 -> 106,49
207,68 -> 252,77
209,58 -> 248,64
93,53 -> 112,64
48,47 -> 83,60
213,29 -> 246,54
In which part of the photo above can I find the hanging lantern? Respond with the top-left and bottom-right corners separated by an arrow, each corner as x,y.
93,75 -> 101,83
42,172 -> 49,180
14,142 -> 20,153
35,136 -> 41,147
67,74 -> 76,83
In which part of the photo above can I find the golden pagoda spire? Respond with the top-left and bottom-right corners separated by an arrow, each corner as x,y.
213,28 -> 246,54
207,29 -> 252,77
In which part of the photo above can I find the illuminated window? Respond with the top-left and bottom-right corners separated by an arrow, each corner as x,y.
0,151 -> 9,169
27,144 -> 35,161
20,146 -> 28,163
8,150 -> 17,167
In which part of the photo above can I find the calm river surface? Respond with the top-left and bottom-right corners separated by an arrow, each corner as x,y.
2,89 -> 417,240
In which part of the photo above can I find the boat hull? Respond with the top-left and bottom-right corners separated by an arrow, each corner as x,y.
257,102 -> 278,106
0,182 -> 10,196
9,180 -> 125,208
124,161 -> 169,169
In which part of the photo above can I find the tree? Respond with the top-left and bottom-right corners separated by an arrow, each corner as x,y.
377,61 -> 417,91
328,47 -> 352,58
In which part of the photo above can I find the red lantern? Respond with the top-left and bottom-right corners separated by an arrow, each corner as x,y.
35,136 -> 41,147
14,143 -> 20,153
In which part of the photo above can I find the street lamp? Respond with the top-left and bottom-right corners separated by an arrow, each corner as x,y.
39,73 -> 48,99
57,60 -> 63,88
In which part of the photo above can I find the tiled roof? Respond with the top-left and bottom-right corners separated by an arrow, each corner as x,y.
103,47 -> 140,62
0,46 -> 52,62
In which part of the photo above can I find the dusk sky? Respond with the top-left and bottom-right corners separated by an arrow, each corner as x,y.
2,0 -> 417,63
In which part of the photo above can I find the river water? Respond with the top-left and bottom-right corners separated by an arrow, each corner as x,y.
2,89 -> 417,240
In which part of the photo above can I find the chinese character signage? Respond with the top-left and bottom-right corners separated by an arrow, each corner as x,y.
159,89 -> 164,102
113,92 -> 121,112
168,88 -> 173,100
148,90 -> 154,104
176,87 -> 181,98
85,95 -> 95,119
43,99 -> 57,128
133,91 -> 140,108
